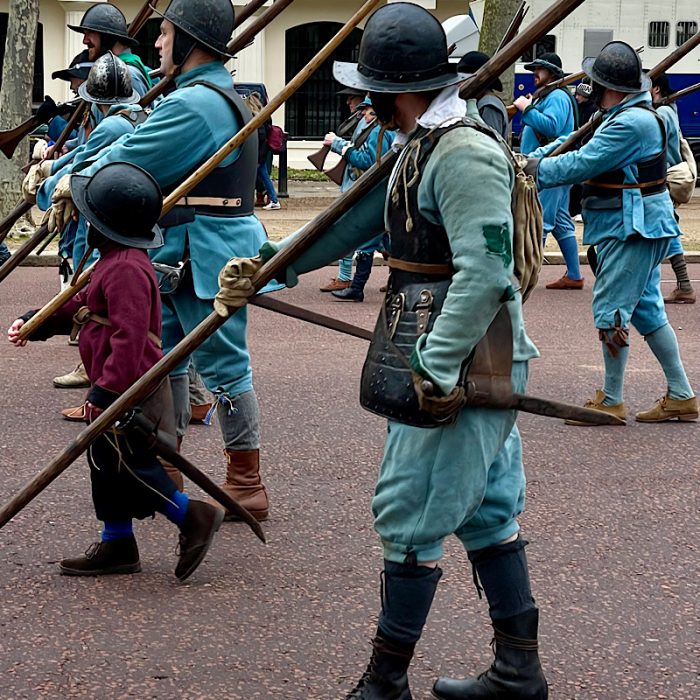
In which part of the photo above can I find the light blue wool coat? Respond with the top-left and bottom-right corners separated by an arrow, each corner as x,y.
78,61 -> 271,397
521,88 -> 576,239
37,104 -> 145,265
264,121 -> 540,561
533,91 -> 680,334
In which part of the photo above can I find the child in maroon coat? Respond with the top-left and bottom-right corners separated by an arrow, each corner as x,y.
8,162 -> 223,581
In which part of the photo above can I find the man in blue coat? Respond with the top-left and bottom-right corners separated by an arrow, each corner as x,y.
324,97 -> 395,302
528,42 -> 697,425
215,5 -> 547,698
652,73 -> 695,304
46,0 -> 271,521
514,52 -> 584,290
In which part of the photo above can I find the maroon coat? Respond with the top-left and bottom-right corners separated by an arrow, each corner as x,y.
28,246 -> 163,409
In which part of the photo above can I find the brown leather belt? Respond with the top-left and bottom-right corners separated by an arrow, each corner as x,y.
71,306 -> 162,348
388,257 -> 452,275
175,196 -> 243,208
582,177 -> 667,190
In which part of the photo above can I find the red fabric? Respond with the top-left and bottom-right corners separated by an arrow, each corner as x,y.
53,247 -> 163,401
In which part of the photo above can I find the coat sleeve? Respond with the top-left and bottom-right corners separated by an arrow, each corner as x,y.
521,90 -> 573,142
537,115 -> 652,189
410,128 -> 516,395
260,177 -> 389,287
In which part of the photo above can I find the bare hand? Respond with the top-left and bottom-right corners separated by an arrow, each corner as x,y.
323,131 -> 337,146
513,94 -> 533,112
7,318 -> 27,347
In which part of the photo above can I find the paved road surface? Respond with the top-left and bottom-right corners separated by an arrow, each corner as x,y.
0,265 -> 698,699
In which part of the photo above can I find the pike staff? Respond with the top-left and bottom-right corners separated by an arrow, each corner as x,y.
0,0 -> 597,530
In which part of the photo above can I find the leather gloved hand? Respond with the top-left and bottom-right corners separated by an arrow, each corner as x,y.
44,174 -> 76,233
213,255 -> 263,317
35,96 -> 59,124
22,160 -> 53,203
412,374 -> 466,421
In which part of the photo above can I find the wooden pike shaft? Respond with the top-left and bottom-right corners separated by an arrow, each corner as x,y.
162,0 -> 383,215
550,32 -> 700,157
0,146 -> 395,531
0,0 -> 152,240
0,224 -> 51,284
137,0 -> 299,110
0,0 -> 385,529
496,1 -> 529,52
233,0 -> 270,28
17,262 -> 96,341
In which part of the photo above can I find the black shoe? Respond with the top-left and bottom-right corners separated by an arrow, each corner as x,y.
432,610 -> 547,699
59,536 -> 141,576
346,634 -> 414,699
332,286 -> 364,302
175,500 -> 224,581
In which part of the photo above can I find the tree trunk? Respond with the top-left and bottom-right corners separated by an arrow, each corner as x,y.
0,0 -> 40,219
479,0 -> 524,102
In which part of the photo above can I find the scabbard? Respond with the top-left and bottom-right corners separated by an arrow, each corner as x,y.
119,411 -> 266,543
507,393 -> 624,425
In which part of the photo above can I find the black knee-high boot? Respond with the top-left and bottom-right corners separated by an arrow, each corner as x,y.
347,560 -> 442,699
432,539 -> 547,700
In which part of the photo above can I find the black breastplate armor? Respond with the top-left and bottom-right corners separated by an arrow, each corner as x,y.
360,120 -> 476,428
582,105 -> 668,205
159,81 -> 257,227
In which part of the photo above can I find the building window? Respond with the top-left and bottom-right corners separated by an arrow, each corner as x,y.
133,18 -> 161,73
0,14 -> 44,104
285,22 -> 363,140
648,21 -> 670,48
520,35 -> 557,63
677,21 -> 698,46
583,29 -> 613,60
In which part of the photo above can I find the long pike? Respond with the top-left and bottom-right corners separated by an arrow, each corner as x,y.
0,0 -> 590,530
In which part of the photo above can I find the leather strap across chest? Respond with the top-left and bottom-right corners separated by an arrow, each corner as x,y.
71,306 -> 162,348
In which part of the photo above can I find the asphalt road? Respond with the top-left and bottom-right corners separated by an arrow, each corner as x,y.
0,265 -> 698,699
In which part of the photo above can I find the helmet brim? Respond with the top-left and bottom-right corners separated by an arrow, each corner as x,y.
77,83 -> 140,105
67,24 -> 139,48
52,67 -> 92,82
71,174 -> 163,249
150,5 -> 234,59
524,60 -> 565,80
582,56 -> 652,93
333,61 -> 468,94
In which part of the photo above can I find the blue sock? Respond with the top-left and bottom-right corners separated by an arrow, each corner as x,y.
163,490 -> 189,527
338,256 -> 353,282
101,520 -> 134,542
645,324 -> 694,400
558,236 -> 582,280
602,339 -> 630,405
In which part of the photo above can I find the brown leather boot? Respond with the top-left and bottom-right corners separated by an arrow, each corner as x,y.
190,402 -> 213,424
160,437 -> 184,491
218,449 -> 269,521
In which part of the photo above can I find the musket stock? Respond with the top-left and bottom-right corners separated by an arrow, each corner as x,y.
307,145 -> 331,172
